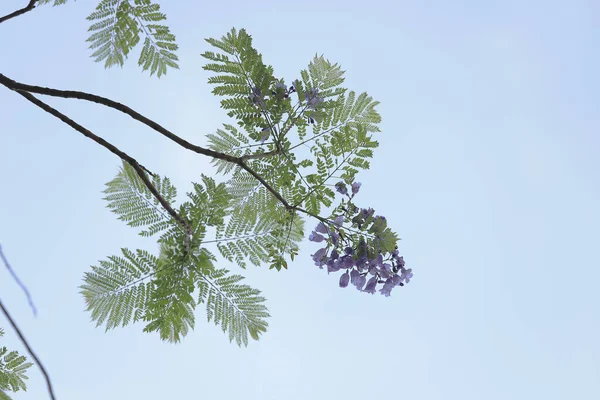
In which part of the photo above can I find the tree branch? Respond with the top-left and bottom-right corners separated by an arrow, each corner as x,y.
0,0 -> 38,25
0,244 -> 37,316
0,298 -> 56,400
11,89 -> 193,241
0,73 -> 292,210
0,73 -> 241,164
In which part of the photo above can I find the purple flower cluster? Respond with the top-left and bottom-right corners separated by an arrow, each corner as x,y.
308,182 -> 412,297
335,181 -> 361,199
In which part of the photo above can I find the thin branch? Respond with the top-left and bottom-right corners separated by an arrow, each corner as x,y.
0,0 -> 38,25
240,149 -> 280,161
12,89 -> 193,242
238,161 -> 290,208
0,73 -> 239,164
0,298 -> 56,400
0,244 -> 37,316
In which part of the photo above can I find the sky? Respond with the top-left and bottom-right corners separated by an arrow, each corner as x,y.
0,0 -> 599,399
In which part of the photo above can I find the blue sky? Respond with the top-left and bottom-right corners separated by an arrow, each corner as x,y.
1,0 -> 599,399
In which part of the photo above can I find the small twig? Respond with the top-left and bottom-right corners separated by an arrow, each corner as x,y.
0,298 -> 56,400
0,0 -> 38,25
0,244 -> 37,316
240,149 -> 280,161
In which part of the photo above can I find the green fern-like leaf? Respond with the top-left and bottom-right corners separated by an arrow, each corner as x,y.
103,160 -> 179,237
0,329 -> 33,395
195,263 -> 269,347
86,0 -> 178,77
37,0 -> 69,5
80,248 -> 156,330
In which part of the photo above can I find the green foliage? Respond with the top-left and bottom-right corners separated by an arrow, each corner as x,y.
196,264 -> 270,346
103,161 -> 179,238
0,329 -> 33,398
78,26 -> 399,347
85,0 -> 178,76
202,28 -> 381,240
84,162 -> 269,345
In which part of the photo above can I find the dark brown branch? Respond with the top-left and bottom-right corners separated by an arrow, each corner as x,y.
0,0 -> 38,24
0,298 -> 56,400
0,74 -> 240,163
12,89 -> 193,239
0,73 -> 291,209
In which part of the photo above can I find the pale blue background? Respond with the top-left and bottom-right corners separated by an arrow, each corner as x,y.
1,0 -> 599,399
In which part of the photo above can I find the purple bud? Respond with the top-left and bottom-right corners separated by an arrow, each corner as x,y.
333,215 -> 344,227
260,126 -> 270,143
354,274 -> 366,291
396,256 -> 405,268
335,182 -> 348,196
361,208 -> 375,219
363,277 -> 378,294
309,232 -> 325,243
339,271 -> 350,288
351,182 -> 362,195
315,222 -> 329,234
350,269 -> 360,285
344,247 -> 354,255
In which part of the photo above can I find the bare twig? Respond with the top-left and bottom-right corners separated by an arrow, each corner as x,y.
0,244 -> 37,316
0,298 -> 56,400
0,0 -> 38,25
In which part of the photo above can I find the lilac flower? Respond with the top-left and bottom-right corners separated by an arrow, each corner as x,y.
392,274 -> 403,286
339,271 -> 350,288
305,87 -> 324,109
355,255 -> 368,270
400,268 -> 413,284
315,222 -> 329,234
363,277 -> 378,294
327,260 -> 341,274
333,215 -> 344,227
344,247 -> 354,255
260,127 -> 270,143
354,274 -> 367,291
361,208 -> 375,219
312,248 -> 328,267
351,182 -> 362,195
396,256 -> 405,269
335,182 -> 348,196
249,86 -> 263,106
350,269 -> 361,286
330,231 -> 340,247
330,249 -> 339,260
380,278 -> 395,297
309,232 -> 325,243
341,256 -> 354,269
380,263 -> 392,279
